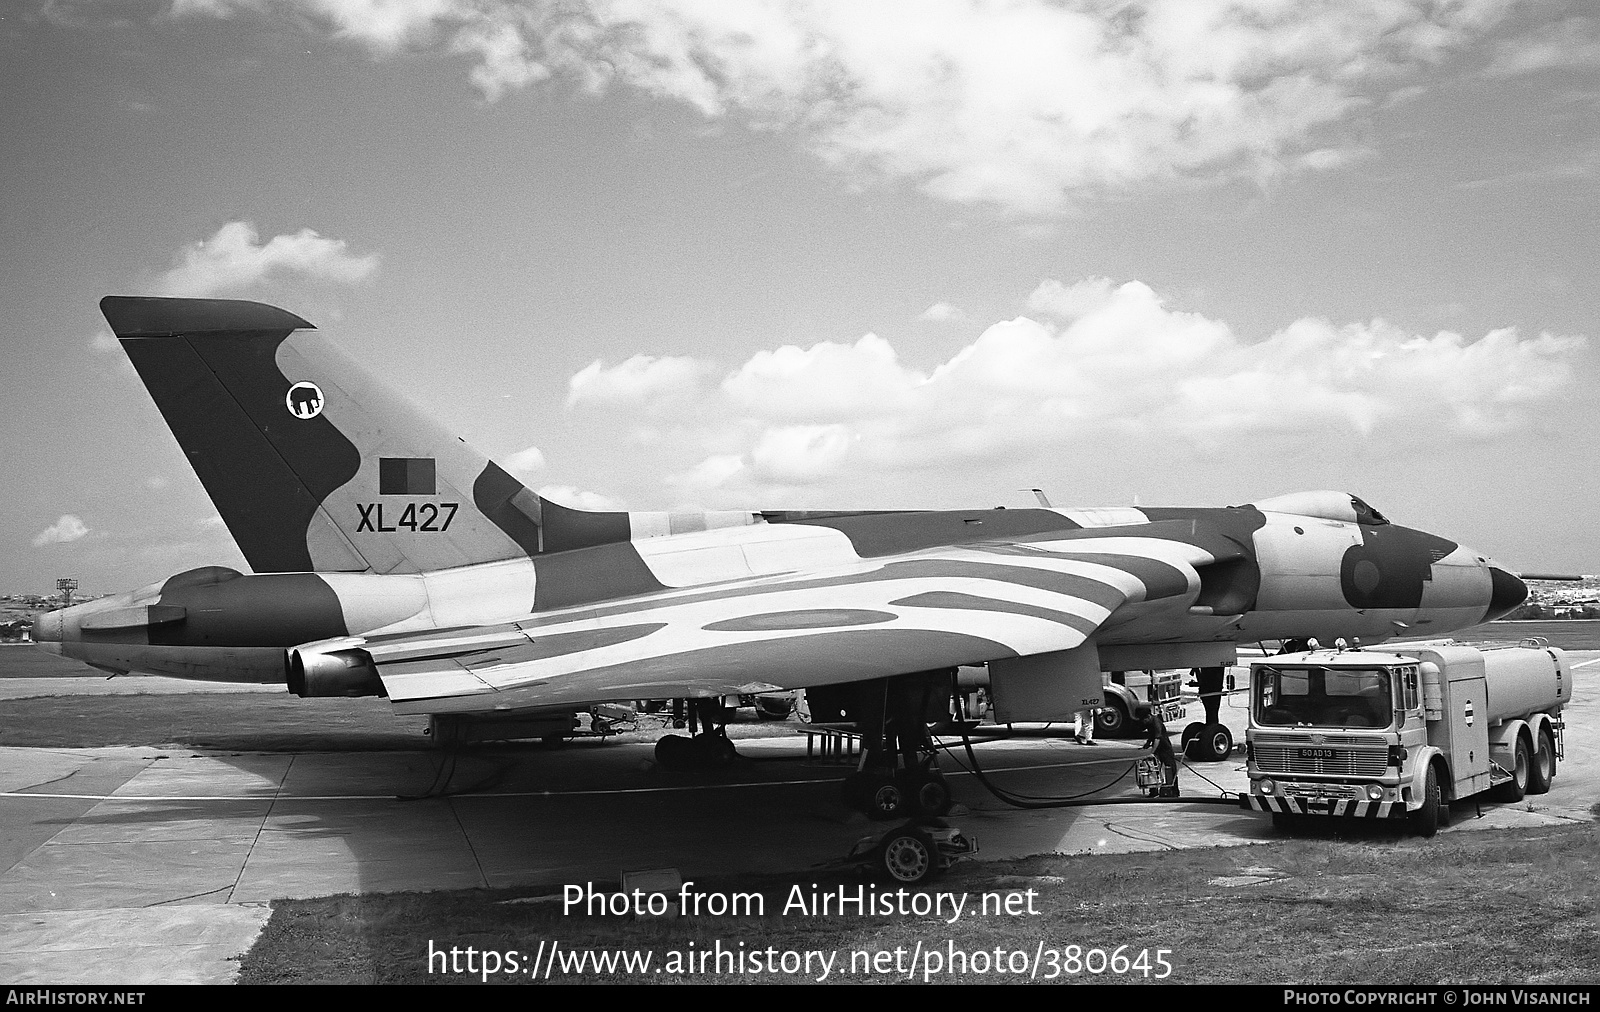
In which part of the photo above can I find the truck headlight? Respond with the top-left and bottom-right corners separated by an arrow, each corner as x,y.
1366,784 -> 1384,800
1258,779 -> 1276,795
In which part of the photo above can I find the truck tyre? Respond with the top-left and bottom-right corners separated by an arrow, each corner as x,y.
1411,765 -> 1441,838
1492,735 -> 1530,802
1095,699 -> 1130,738
1528,726 -> 1555,795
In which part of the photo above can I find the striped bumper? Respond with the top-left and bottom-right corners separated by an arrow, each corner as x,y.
1243,795 -> 1405,819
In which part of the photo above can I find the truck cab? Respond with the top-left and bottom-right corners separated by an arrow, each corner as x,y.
1243,643 -> 1568,836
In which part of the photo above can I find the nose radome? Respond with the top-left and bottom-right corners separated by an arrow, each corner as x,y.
1486,567 -> 1528,621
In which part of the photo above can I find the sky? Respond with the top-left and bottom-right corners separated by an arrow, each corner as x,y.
2,0 -> 1597,596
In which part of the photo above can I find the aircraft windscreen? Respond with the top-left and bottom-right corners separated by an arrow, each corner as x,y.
1349,495 -> 1389,526
1254,666 -> 1393,729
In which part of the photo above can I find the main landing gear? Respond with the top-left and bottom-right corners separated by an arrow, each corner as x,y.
838,672 -> 956,820
653,698 -> 739,771
1181,721 -> 1235,763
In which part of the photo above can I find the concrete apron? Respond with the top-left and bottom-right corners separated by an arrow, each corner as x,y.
2,654 -> 1595,985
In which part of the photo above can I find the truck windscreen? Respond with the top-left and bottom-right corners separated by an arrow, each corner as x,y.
1254,666 -> 1393,729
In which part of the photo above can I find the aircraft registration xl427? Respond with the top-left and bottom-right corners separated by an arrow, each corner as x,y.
36,297 -> 1527,806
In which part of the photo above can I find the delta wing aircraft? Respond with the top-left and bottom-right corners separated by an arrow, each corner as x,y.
36,297 -> 1527,810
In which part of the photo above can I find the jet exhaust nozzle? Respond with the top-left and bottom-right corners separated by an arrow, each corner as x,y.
286,643 -> 384,698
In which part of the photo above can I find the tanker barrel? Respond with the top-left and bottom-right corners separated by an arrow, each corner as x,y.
1480,647 -> 1570,723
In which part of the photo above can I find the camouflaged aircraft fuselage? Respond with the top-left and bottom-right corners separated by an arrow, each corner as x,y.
33,298 -> 1527,721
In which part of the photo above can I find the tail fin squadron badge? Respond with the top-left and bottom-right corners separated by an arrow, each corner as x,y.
287,382 -> 325,419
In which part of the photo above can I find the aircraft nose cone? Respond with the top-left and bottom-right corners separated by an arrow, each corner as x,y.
32,610 -> 62,642
1486,567 -> 1527,621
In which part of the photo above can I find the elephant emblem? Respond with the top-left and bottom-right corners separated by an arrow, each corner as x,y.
286,381 -> 324,420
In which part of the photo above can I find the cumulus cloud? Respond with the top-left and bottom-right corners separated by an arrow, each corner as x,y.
567,353 -> 704,408
1484,14 -> 1600,77
170,0 -> 1552,214
720,334 -> 919,422
504,444 -> 548,477
571,276 -> 1589,499
537,484 -> 626,511
156,220 -> 379,297
33,515 -> 91,547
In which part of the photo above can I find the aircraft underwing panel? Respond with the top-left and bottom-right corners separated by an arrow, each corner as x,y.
369,537 -> 1208,714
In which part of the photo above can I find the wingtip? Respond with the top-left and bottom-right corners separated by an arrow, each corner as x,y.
99,295 -> 315,338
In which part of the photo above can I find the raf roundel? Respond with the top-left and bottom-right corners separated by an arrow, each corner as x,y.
286,381 -> 325,420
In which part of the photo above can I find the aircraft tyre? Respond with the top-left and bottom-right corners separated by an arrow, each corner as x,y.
1193,723 -> 1233,763
867,776 -> 908,820
911,772 -> 953,818
755,698 -> 793,721
878,827 -> 937,885
1492,735 -> 1530,802
1180,722 -> 1205,758
693,733 -> 738,766
1095,699 -> 1130,738
1528,727 -> 1555,795
655,734 -> 693,771
1411,765 -> 1441,838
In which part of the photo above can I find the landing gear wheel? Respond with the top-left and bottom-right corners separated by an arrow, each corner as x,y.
1528,727 -> 1556,795
1191,723 -> 1233,763
912,774 -> 953,818
692,733 -> 738,766
654,734 -> 693,770
867,777 -> 908,821
1493,735 -> 1530,802
1180,721 -> 1205,757
1095,700 -> 1130,738
879,828 -> 937,884
1411,765 -> 1441,838
755,695 -> 794,721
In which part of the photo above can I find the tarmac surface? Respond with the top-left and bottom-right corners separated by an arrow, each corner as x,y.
2,649 -> 1596,985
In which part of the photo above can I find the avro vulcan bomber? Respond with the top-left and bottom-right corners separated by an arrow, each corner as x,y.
36,298 -> 1527,809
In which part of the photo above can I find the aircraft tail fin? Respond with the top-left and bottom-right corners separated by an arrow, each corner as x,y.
102,295 -> 554,575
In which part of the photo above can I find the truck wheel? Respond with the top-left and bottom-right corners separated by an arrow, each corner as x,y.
1492,735 -> 1530,802
1411,765 -> 1441,838
1095,700 -> 1130,738
1528,727 -> 1555,795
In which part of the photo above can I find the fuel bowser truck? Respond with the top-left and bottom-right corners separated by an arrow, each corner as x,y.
1241,642 -> 1569,836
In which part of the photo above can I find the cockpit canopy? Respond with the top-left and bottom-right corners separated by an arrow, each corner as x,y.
1249,490 -> 1389,526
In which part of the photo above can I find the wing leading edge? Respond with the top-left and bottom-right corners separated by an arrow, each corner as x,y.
327,533 -> 1217,716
